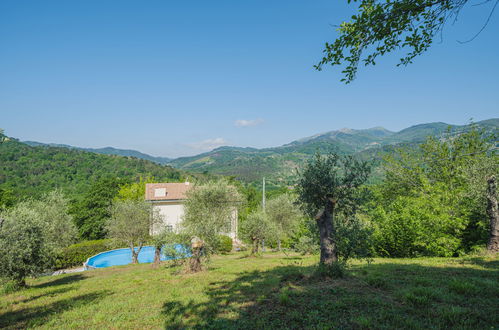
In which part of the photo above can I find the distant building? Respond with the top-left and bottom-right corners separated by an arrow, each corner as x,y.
145,182 -> 238,239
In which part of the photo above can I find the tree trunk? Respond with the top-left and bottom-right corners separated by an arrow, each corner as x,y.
189,246 -> 203,272
277,239 -> 281,252
131,243 -> 143,264
251,237 -> 259,255
153,246 -> 162,267
486,176 -> 499,252
316,200 -> 338,265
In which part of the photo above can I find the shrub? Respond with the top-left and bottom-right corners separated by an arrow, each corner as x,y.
216,235 -> 233,254
315,261 -> 346,278
54,239 -> 122,269
294,236 -> 319,255
0,206 -> 51,287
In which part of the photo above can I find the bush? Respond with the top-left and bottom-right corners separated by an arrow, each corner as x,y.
316,262 -> 346,278
54,239 -> 123,269
294,236 -> 319,255
216,235 -> 233,254
0,207 -> 51,287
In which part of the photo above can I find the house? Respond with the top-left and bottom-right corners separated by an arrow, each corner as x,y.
145,182 -> 238,239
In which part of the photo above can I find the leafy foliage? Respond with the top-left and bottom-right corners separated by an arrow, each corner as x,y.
265,194 -> 303,247
370,125 -> 498,256
115,176 -> 155,201
0,206 -> 51,286
70,177 -> 124,240
106,200 -> 159,263
241,209 -> 278,254
316,0 -> 476,82
2,191 -> 77,253
182,180 -> 241,260
297,152 -> 371,265
216,235 -> 234,254
54,239 -> 120,269
297,153 -> 371,218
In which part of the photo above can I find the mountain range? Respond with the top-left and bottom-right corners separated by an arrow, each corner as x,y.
22,119 -> 498,186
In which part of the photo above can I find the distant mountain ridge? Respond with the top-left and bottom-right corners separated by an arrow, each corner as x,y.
22,141 -> 171,164
21,118 -> 498,186
168,119 -> 498,186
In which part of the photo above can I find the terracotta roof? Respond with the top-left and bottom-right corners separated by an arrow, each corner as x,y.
145,182 -> 193,201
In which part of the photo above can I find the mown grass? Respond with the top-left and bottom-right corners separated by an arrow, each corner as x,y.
1,253 -> 498,329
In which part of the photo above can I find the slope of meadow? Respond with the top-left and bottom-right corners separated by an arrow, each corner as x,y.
1,253 -> 497,329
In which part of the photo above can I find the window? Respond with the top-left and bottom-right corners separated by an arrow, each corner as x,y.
166,225 -> 173,232
154,188 -> 166,197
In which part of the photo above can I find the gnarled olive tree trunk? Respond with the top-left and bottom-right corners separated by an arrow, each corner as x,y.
153,246 -> 162,267
130,243 -> 143,264
316,199 -> 338,265
486,176 -> 499,252
251,237 -> 259,255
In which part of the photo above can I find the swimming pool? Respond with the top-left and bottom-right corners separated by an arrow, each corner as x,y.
84,245 -> 188,269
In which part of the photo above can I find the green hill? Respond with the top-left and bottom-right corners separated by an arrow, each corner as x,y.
168,119 -> 498,185
22,141 -> 172,165
0,138 -> 188,199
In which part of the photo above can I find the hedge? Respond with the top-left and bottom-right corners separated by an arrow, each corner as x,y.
54,239 -> 124,269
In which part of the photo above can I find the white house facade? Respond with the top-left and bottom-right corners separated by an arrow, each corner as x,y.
145,182 -> 238,239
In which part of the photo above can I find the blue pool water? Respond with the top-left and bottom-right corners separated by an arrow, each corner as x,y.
85,245 -> 188,269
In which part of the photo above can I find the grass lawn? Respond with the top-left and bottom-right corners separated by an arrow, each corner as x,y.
1,252 -> 498,329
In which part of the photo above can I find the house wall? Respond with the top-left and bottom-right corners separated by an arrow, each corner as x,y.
151,201 -> 185,235
150,201 -> 238,239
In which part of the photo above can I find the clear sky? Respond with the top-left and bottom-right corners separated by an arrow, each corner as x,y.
1,1 -> 498,158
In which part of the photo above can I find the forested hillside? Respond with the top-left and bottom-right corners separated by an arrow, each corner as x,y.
169,119 -> 498,186
0,137 -> 187,201
23,141 -> 172,164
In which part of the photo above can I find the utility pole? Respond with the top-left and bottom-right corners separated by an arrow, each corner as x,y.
262,177 -> 266,252
262,177 -> 266,210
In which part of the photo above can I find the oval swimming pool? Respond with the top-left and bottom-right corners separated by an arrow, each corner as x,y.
84,245 -> 188,269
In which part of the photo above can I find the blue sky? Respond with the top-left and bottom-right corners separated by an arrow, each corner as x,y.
1,1 -> 498,158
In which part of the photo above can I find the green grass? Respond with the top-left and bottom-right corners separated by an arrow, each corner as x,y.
1,253 -> 498,329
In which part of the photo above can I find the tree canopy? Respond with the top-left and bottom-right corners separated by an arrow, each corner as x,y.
182,180 -> 241,271
316,0 -> 497,82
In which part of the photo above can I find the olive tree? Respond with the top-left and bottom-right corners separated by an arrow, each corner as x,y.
266,194 -> 303,251
0,206 -> 51,287
0,190 -> 76,287
241,209 -> 277,255
181,180 -> 241,272
107,200 -> 159,264
26,190 -> 77,253
296,153 -> 371,265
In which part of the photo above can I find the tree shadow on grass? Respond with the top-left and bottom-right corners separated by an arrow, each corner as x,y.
0,290 -> 111,329
14,287 -> 76,305
32,274 -> 86,289
161,258 -> 499,329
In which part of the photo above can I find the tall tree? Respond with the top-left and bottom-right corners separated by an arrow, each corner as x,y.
486,176 -> 499,252
316,0 -> 497,82
182,180 -> 241,272
71,177 -> 124,240
297,153 -> 371,265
